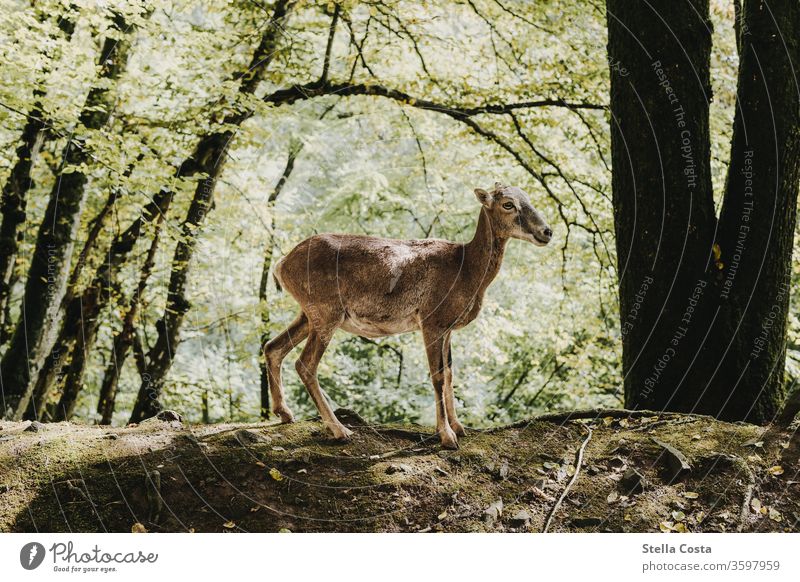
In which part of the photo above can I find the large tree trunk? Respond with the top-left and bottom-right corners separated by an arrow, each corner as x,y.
0,13 -> 135,420
607,0 -> 800,422
129,0 -> 294,423
0,12 -> 76,342
707,0 -> 800,421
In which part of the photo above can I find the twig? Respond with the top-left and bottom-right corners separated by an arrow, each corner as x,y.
542,424 -> 592,532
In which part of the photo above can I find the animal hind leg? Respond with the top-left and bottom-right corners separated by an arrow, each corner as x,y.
442,336 -> 466,437
295,324 -> 352,440
263,312 -> 309,423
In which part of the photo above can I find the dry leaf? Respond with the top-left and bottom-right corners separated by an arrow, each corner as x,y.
659,521 -> 674,532
131,522 -> 147,533
695,511 -> 706,523
673,522 -> 688,533
768,466 -> 785,476
683,491 -> 699,499
607,491 -> 619,503
672,511 -> 686,522
223,521 -> 236,529
769,508 -> 782,522
269,467 -> 284,481
750,498 -> 762,513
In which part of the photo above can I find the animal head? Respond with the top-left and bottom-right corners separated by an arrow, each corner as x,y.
474,182 -> 552,246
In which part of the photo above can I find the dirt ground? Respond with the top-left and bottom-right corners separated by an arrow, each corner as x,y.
1,409 -> 798,532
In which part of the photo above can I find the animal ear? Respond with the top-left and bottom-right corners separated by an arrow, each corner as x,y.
474,188 -> 494,208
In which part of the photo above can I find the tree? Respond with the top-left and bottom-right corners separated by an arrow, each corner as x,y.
129,0 -> 296,422
606,0 -> 800,422
0,8 -> 76,342
0,10 -> 138,420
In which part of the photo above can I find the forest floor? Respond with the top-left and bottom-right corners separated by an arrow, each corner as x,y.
1,409 -> 798,533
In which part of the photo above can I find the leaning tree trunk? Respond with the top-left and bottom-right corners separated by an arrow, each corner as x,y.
129,0 -> 294,423
607,0 -> 800,423
704,0 -> 800,421
0,11 -> 76,342
0,12 -> 136,420
97,214 -> 164,424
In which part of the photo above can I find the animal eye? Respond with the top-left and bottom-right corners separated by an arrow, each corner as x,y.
502,202 -> 515,211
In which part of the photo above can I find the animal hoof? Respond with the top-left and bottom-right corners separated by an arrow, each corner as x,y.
439,427 -> 459,450
450,420 -> 467,437
274,407 -> 295,424
332,425 -> 353,441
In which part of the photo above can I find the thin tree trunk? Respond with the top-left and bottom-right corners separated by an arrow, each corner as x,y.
0,12 -> 77,343
0,12 -> 136,420
97,214 -> 164,424
130,0 -> 295,423
258,145 -> 300,418
607,0 -> 800,422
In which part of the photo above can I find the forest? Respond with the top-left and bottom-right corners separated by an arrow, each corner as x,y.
1,0 -> 799,533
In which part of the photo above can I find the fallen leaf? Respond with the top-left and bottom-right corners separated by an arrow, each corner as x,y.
659,521 -> 674,532
602,416 -> 614,426
222,521 -> 236,529
769,508 -> 782,522
673,522 -> 688,533
255,461 -> 266,468
683,491 -> 699,499
131,523 -> 147,533
437,511 -> 448,520
607,491 -> 619,503
278,528 -> 292,533
695,511 -> 706,523
269,467 -> 284,481
750,498 -> 762,513
768,466 -> 785,476
672,511 -> 686,522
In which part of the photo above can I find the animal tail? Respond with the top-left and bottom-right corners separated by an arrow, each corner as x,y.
272,256 -> 285,292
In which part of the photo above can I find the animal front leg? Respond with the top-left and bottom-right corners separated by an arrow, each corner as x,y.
422,326 -> 458,449
442,337 -> 466,437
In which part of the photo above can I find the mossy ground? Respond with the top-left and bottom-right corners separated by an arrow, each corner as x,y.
0,410 -> 798,532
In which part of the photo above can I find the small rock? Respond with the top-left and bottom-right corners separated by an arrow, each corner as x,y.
652,438 -> 692,482
621,467 -> 646,494
235,429 -> 270,446
385,463 -> 412,475
498,459 -> 510,480
25,421 -> 45,433
156,410 -> 183,423
509,509 -> 531,527
484,499 -> 504,525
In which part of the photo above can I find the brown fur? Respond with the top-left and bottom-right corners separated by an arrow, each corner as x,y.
263,183 -> 551,448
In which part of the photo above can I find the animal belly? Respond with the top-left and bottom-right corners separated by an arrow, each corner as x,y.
341,313 -> 419,338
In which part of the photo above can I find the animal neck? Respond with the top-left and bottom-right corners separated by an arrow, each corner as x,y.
464,208 -> 508,293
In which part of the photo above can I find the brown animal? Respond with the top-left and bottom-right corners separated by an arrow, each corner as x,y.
263,183 -> 552,448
